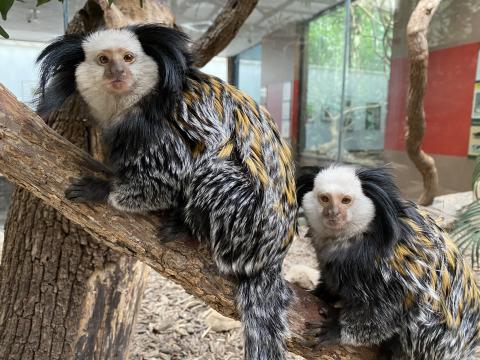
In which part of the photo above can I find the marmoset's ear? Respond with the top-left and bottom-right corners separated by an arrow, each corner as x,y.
35,34 -> 85,116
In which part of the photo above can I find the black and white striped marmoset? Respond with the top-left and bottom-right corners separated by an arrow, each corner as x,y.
36,24 -> 297,360
298,165 -> 480,359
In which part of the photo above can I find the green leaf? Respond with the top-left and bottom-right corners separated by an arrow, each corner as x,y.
0,24 -> 9,38
473,155 -> 480,198
107,0 -> 114,6
36,0 -> 50,6
0,0 -> 14,20
139,0 -> 143,7
452,200 -> 480,267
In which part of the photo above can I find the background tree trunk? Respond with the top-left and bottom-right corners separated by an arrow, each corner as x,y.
405,0 -> 442,206
191,0 -> 259,67
0,1 -> 173,359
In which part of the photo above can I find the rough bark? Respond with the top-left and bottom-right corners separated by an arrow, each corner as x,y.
191,0 -> 259,67
0,1 -> 173,359
0,85 -> 378,359
405,0 -> 441,206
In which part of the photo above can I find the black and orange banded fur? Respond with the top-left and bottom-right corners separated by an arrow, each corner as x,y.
299,165 -> 480,360
36,24 -> 296,360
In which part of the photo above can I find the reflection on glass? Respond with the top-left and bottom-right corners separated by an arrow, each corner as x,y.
382,0 -> 480,198
235,44 -> 262,103
302,4 -> 346,160
340,0 -> 394,166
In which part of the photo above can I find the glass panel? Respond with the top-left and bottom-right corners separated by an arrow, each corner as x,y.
200,57 -> 228,82
384,0 -> 480,199
235,44 -> 262,103
340,0 -> 394,166
0,39 -> 45,106
300,4 -> 346,160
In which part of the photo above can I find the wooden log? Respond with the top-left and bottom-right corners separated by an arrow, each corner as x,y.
0,84 -> 378,360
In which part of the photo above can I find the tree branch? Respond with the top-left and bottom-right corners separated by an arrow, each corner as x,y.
0,85 -> 378,359
405,0 -> 441,206
191,0 -> 258,67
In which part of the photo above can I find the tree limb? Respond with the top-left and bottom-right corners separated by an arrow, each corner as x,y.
191,0 -> 258,67
405,0 -> 441,206
0,85 -> 378,359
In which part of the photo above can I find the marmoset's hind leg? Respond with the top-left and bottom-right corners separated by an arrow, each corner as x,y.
184,162 -> 293,360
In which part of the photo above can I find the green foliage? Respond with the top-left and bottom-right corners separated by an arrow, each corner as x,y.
0,0 -> 14,20
472,155 -> 480,196
451,199 -> 480,267
36,0 -> 52,6
452,155 -> 480,267
307,0 -> 392,72
307,5 -> 345,69
0,24 -> 8,38
1,0 -> 55,39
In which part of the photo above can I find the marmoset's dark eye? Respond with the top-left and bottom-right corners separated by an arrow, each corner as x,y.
319,194 -> 329,203
123,53 -> 135,63
342,197 -> 352,205
97,55 -> 109,64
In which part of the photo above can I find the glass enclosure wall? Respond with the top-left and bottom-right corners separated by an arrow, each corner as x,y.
233,24 -> 304,146
234,44 -> 262,103
1,0 -> 478,202
342,0 -> 393,165
301,4 -> 346,160
297,0 -> 480,199
383,0 -> 480,198
301,0 -> 394,165
0,40 -> 45,106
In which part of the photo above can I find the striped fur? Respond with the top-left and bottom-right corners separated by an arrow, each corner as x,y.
300,165 -> 480,360
38,25 -> 296,360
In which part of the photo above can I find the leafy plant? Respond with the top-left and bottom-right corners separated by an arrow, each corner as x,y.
451,155 -> 480,267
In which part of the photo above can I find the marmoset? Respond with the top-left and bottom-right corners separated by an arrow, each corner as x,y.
299,165 -> 480,359
36,24 -> 296,360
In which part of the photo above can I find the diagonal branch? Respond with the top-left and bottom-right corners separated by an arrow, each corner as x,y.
0,84 -> 378,360
191,0 -> 259,67
405,0 -> 441,206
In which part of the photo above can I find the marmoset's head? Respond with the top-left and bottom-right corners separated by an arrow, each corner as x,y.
302,165 -> 375,238
36,24 -> 192,118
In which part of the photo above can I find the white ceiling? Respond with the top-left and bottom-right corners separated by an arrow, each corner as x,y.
1,0 -> 339,56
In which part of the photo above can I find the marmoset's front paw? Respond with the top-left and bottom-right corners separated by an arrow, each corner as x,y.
305,307 -> 341,349
65,176 -> 111,203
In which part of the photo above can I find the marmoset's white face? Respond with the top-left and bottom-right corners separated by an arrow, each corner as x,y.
302,165 -> 375,239
74,29 -> 159,123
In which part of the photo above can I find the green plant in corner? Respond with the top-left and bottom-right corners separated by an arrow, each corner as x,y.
451,155 -> 480,267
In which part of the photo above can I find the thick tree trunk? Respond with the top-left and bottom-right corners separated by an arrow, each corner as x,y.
405,0 -> 441,206
0,78 -> 150,360
0,85 -> 379,360
0,1 -> 173,359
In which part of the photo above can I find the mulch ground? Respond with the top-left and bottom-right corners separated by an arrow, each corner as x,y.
129,231 -> 315,360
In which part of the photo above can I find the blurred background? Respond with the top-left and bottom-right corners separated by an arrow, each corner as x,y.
0,1 -> 479,358
1,0 -> 479,210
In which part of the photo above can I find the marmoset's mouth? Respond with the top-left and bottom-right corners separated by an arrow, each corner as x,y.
324,218 -> 344,229
107,79 -> 130,93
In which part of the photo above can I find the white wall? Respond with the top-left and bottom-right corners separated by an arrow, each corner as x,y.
0,39 -> 45,106
200,56 -> 228,82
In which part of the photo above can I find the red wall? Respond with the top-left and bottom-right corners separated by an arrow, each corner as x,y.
385,43 -> 479,156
